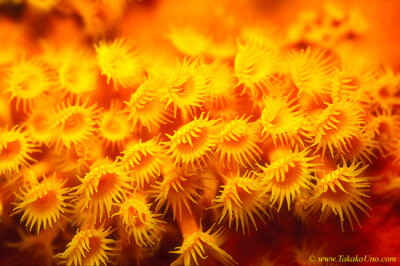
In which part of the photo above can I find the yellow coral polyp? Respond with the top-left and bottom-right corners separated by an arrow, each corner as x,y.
259,95 -> 307,147
12,176 -> 71,234
98,102 -> 131,149
201,60 -> 236,106
52,98 -> 101,150
163,59 -> 207,117
151,166 -> 203,220
330,67 -> 372,104
95,38 -> 143,89
289,47 -> 336,100
24,105 -> 55,145
56,226 -> 117,266
170,223 -> 237,266
74,160 -> 131,223
235,36 -> 281,96
58,50 -> 98,95
307,160 -> 370,231
118,137 -> 166,188
215,115 -> 262,167
211,171 -> 270,234
165,112 -> 219,170
168,26 -> 210,56
113,195 -> 164,247
257,147 -> 318,211
340,129 -> 378,163
52,140 -> 99,174
307,99 -> 365,158
124,78 -> 172,131
367,110 -> 400,153
369,68 -> 400,111
6,57 -> 54,112
0,125 -> 39,174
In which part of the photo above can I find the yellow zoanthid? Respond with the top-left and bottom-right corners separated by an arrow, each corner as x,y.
95,38 -> 143,89
51,98 -> 101,150
113,194 -> 164,247
58,50 -> 99,96
0,125 -> 40,174
256,146 -> 318,211
306,99 -> 365,158
366,110 -> 400,154
215,115 -> 262,168
211,170 -> 270,234
165,112 -> 220,171
118,137 -> 166,188
168,25 -> 210,56
200,60 -> 238,120
56,226 -> 117,266
201,60 -> 236,106
368,68 -> 400,111
289,47 -> 336,101
339,129 -> 378,163
235,33 -> 281,96
24,101 -> 56,145
307,159 -> 371,231
151,165 -> 204,220
74,159 -> 131,223
330,66 -> 373,104
124,78 -> 173,132
98,101 -> 131,149
163,58 -> 207,117
6,57 -> 54,112
171,222 -> 237,266
259,94 -> 307,147
12,175 -> 72,234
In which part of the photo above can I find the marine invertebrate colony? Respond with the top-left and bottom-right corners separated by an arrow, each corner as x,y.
1,0 -> 400,265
